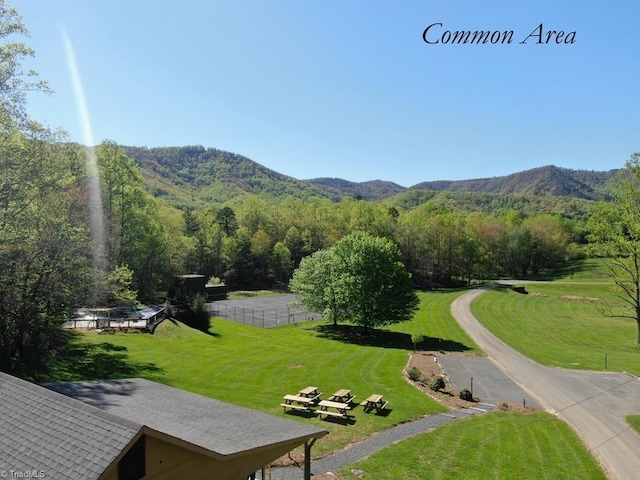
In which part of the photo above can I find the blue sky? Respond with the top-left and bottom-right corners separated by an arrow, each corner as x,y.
15,1 -> 640,187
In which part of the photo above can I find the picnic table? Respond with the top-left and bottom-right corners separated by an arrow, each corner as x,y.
328,389 -> 356,404
281,394 -> 315,413
361,394 -> 388,413
298,386 -> 320,397
316,399 -> 351,420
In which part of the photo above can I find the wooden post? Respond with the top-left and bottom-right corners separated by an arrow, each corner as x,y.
304,438 -> 317,480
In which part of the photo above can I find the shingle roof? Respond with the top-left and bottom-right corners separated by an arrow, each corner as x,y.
45,378 -> 328,458
0,372 -> 141,479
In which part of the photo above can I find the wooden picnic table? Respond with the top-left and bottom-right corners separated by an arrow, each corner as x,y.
316,399 -> 351,419
298,386 -> 320,397
284,394 -> 313,404
281,394 -> 315,413
328,389 -> 356,404
362,394 -> 388,413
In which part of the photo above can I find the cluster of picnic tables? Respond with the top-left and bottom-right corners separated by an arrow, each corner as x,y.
281,386 -> 389,420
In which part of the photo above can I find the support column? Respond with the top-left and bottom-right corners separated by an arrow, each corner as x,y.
304,438 -> 318,480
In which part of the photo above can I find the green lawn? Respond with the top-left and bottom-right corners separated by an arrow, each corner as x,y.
627,415 -> 640,434
41,287 -> 606,474
45,289 -> 479,455
472,283 -> 640,375
338,412 -> 606,480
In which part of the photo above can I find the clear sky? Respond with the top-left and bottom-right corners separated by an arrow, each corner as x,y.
14,1 -> 640,187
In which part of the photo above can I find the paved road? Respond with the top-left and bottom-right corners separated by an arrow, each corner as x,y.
452,288 -> 640,480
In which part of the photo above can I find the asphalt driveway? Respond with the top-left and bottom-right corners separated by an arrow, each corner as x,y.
436,355 -> 541,409
451,288 -> 640,480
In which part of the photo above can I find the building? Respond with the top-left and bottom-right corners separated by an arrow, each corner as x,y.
1,372 -> 327,479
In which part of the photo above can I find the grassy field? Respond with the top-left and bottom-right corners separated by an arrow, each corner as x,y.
41,285 -> 606,475
45,290 -> 481,455
337,412 -> 606,480
471,282 -> 640,375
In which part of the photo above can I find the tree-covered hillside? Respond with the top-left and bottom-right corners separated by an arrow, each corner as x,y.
412,165 -> 616,200
123,146 -> 618,218
123,145 -> 333,207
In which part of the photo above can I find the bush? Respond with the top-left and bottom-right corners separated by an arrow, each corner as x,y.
407,367 -> 421,381
411,333 -> 425,352
430,376 -> 446,392
186,294 -> 211,332
459,388 -> 473,401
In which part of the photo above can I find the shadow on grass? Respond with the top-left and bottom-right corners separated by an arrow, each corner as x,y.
312,324 -> 472,352
36,331 -> 163,383
317,414 -> 357,425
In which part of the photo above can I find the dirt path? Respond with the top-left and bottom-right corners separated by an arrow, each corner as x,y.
451,288 -> 640,480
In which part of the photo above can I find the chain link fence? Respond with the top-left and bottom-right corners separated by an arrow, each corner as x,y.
207,302 -> 322,328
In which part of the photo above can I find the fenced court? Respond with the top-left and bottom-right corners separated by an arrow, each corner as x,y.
207,293 -> 322,328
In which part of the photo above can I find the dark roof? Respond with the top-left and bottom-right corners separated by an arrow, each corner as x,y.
0,372 -> 141,479
44,377 -> 327,458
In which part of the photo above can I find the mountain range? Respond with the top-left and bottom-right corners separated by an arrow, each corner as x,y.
123,145 -> 619,209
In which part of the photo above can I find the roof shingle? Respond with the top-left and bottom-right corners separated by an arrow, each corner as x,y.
0,372 -> 141,479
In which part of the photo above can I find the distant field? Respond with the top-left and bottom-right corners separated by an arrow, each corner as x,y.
472,281 -> 640,375
551,257 -> 613,282
338,412 -> 606,480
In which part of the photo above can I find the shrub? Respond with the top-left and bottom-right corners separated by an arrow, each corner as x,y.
407,367 -> 421,381
459,388 -> 473,401
186,293 -> 211,332
430,376 -> 446,392
411,333 -> 425,352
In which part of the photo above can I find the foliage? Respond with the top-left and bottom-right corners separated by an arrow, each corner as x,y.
459,388 -> 473,401
411,165 -> 614,200
411,333 -> 424,352
0,5 -> 92,375
123,145 -> 331,206
587,154 -> 640,343
106,265 -> 138,307
407,367 -> 421,381
429,376 -> 445,391
96,141 -> 170,298
185,293 -> 211,332
291,232 -> 419,332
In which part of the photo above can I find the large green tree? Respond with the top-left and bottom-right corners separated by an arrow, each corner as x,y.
587,153 -> 640,344
290,232 -> 419,333
96,140 -> 170,298
0,3 -> 92,374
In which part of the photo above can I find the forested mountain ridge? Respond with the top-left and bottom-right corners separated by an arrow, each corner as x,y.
412,165 -> 617,200
305,177 -> 406,201
123,145 -> 333,207
123,145 -> 619,208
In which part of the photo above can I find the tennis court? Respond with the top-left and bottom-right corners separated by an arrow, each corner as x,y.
207,293 -> 322,328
